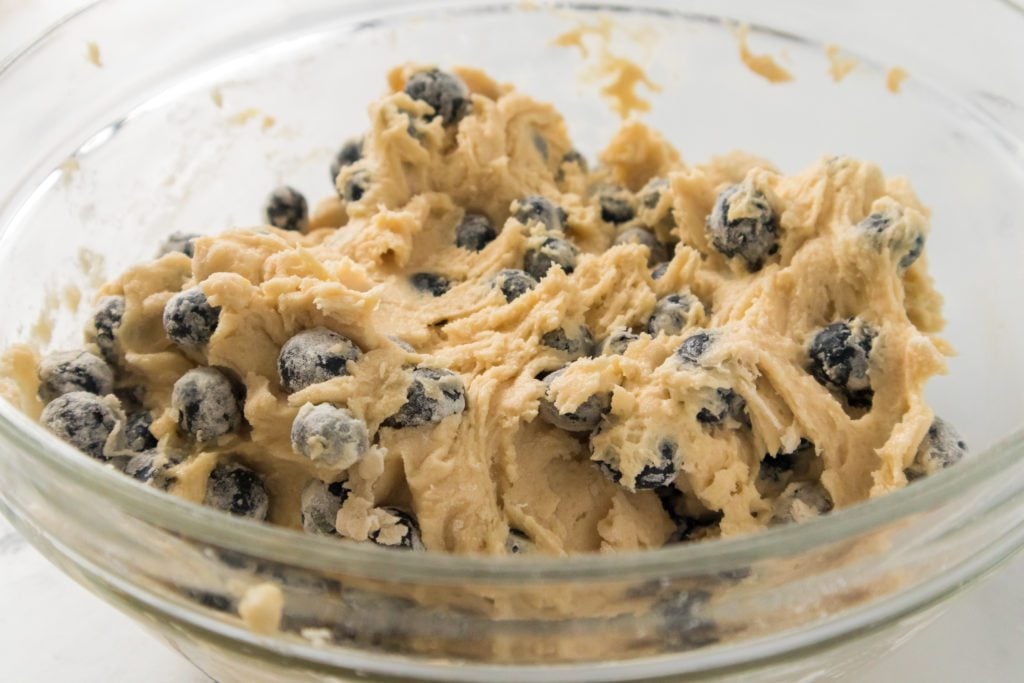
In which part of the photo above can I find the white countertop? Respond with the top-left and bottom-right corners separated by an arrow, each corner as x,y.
2,2 -> 1023,681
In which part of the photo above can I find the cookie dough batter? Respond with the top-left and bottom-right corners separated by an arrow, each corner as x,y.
6,65 -> 966,555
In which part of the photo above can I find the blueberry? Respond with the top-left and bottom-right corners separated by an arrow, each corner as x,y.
494,269 -> 537,302
512,195 -> 567,233
613,227 -> 669,266
658,589 -> 719,648
647,293 -> 696,337
291,403 -> 370,470
758,440 -> 815,498
598,186 -> 636,224
163,288 -> 220,348
696,388 -> 749,428
532,131 -> 549,160
383,367 -> 466,428
40,391 -> 119,459
523,237 -> 578,280
857,210 -> 925,270
560,149 -> 588,174
124,410 -> 158,451
601,328 -> 638,355
595,437 -> 679,490
455,213 -> 497,251
342,168 -> 371,202
37,350 -> 114,402
706,184 -> 779,271
124,449 -> 180,489
204,462 -> 269,520
330,136 -> 364,183
675,331 -> 716,365
771,481 -> 832,524
265,185 -> 309,232
541,325 -> 594,360
651,262 -> 670,280
905,417 -> 968,481
369,507 -> 423,549
403,68 -> 472,126
506,529 -> 534,554
300,479 -> 351,535
807,319 -> 876,408
538,367 -> 610,432
277,327 -> 362,394
159,231 -> 199,258
87,295 -> 125,364
638,177 -> 669,210
171,367 -> 243,441
410,272 -> 451,296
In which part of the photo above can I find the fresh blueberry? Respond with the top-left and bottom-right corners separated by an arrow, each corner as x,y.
598,186 -> 636,224
159,231 -> 199,258
330,136 -> 364,183
512,195 -> 567,232
638,177 -> 669,210
857,210 -> 925,270
403,68 -> 472,126
658,589 -> 719,648
265,185 -> 309,232
277,327 -> 362,394
696,388 -> 749,428
455,213 -> 497,251
37,350 -> 114,402
171,367 -> 243,441
706,184 -> 779,271
560,149 -> 588,174
291,403 -> 370,470
675,331 -> 716,365
342,168 -> 371,202
651,262 -> 670,280
40,391 -> 118,459
613,227 -> 669,266
506,529 -> 534,554
88,295 -> 125,364
905,417 -> 968,481
807,319 -> 877,408
494,269 -> 537,302
541,325 -> 594,360
124,449 -> 180,489
601,328 -> 638,355
204,462 -> 269,520
771,481 -> 833,524
758,440 -> 815,497
594,436 -> 679,490
410,272 -> 451,296
369,507 -> 423,549
300,479 -> 351,535
382,367 -> 466,428
647,293 -> 695,337
538,367 -> 610,432
523,237 -> 578,280
124,410 -> 158,451
163,288 -> 220,348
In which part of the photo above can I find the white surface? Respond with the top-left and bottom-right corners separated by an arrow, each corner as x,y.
1,2 -> 1023,682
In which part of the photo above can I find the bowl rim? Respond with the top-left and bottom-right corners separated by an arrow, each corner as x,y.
1,0 -> 1024,587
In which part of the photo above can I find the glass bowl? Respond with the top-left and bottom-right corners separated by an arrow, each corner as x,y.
2,1 -> 1024,681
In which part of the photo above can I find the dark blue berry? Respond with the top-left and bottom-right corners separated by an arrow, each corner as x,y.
88,295 -> 125,364
171,367 -> 242,441
369,507 -> 423,549
40,391 -> 118,459
124,450 -> 179,489
676,331 -> 716,365
905,417 -> 968,481
265,185 -> 309,232
410,272 -> 451,296
342,168 -> 371,202
124,410 -> 158,451
706,184 -> 779,271
696,388 -> 749,428
541,325 -> 594,360
771,481 -> 832,524
160,231 -> 199,258
560,149 -> 588,173
163,288 -> 220,348
808,319 -> 876,408
595,437 -> 679,490
383,367 -> 466,428
291,403 -> 369,470
204,462 -> 269,520
506,529 -> 534,554
37,350 -> 114,402
524,237 -> 578,280
278,327 -> 362,394
494,269 -> 537,302
601,328 -> 638,355
651,262 -> 670,280
647,293 -> 695,337
330,136 -> 364,183
300,479 -> 351,535
403,69 -> 472,126
638,177 -> 669,210
513,195 -> 567,232
613,227 -> 668,266
455,213 -> 497,251
857,210 -> 925,270
538,367 -> 610,432
532,131 -> 549,160
599,186 -> 636,224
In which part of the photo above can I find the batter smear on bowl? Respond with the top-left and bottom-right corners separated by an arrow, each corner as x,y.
2,66 -> 968,554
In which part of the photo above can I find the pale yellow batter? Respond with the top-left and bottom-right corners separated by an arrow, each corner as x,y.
3,65 -> 958,555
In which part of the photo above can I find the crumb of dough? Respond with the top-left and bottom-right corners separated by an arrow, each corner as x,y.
76,247 -> 106,288
552,18 -> 612,58
210,88 -> 224,108
734,24 -> 793,84
886,66 -> 909,94
229,108 -> 262,126
86,41 -> 102,68
825,44 -> 858,83
62,284 -> 81,313
59,157 -> 80,185
261,115 -> 276,131
238,582 -> 283,635
0,345 -> 42,418
29,288 -> 59,345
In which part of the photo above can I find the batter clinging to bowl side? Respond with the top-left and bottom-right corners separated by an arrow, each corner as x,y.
4,65 -> 968,555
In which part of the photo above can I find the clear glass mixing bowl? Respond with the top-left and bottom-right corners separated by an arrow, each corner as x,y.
1,1 -> 1023,681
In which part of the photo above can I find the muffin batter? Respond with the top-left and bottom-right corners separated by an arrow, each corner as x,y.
4,65 -> 967,555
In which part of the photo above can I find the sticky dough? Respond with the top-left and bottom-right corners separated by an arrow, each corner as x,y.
21,66 -> 949,555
